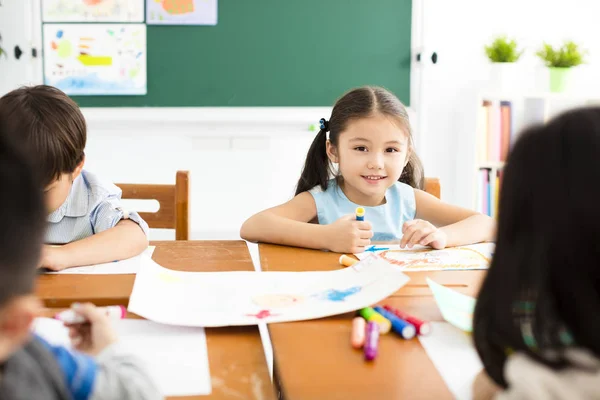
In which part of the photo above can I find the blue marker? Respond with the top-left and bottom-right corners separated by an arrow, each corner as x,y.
355,207 -> 365,221
374,306 -> 416,339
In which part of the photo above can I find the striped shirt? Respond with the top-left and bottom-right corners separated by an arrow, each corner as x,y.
46,170 -> 149,244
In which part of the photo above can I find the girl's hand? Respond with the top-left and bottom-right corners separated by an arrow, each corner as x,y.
326,214 -> 373,253
65,303 -> 118,356
400,219 -> 447,249
39,245 -> 68,271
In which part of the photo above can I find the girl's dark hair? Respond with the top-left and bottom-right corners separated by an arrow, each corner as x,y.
295,86 -> 424,195
473,107 -> 600,387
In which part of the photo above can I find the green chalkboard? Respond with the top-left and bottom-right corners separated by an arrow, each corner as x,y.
73,0 -> 412,107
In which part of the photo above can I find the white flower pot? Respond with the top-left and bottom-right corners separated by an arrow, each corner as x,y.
489,62 -> 520,92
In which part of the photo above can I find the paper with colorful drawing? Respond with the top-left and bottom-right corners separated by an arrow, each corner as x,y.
32,317 -> 211,396
42,0 -> 144,22
427,277 -> 477,332
128,255 -> 410,327
354,243 -> 494,271
45,246 -> 155,275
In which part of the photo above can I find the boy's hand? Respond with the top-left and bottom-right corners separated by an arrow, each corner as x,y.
326,214 -> 373,253
39,245 -> 68,271
65,303 -> 118,356
400,219 -> 447,249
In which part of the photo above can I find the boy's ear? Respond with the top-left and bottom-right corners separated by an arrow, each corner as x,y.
72,155 -> 85,180
326,140 -> 339,163
0,295 -> 41,340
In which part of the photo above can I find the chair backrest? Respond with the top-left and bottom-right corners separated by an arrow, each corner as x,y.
424,177 -> 441,199
116,171 -> 190,240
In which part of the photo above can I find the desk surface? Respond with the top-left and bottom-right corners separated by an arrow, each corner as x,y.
38,241 -> 275,400
259,243 -> 486,400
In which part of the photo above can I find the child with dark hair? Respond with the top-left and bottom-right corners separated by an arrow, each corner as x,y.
473,107 -> 600,399
241,86 -> 494,253
0,120 -> 161,399
0,85 -> 148,271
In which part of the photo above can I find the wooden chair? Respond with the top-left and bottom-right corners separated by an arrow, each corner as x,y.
424,177 -> 441,199
116,171 -> 190,240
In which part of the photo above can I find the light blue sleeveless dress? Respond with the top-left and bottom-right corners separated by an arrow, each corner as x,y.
308,179 -> 416,241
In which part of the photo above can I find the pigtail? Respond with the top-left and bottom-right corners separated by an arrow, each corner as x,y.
295,121 -> 331,195
399,151 -> 424,189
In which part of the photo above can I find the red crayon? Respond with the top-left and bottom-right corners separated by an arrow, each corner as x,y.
383,305 -> 431,335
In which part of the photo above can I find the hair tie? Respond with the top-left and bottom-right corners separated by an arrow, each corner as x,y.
319,118 -> 329,132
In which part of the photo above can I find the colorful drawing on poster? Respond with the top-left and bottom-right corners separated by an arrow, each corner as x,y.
147,0 -> 217,25
427,278 -> 476,332
312,286 -> 362,302
42,0 -> 144,22
355,243 -> 494,271
127,255 -> 411,327
43,24 -> 147,95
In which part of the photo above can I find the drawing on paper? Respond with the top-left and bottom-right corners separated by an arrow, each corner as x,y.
147,0 -> 217,25
252,294 -> 304,308
356,243 -> 494,271
427,278 -> 477,332
43,24 -> 147,95
311,286 -> 362,302
42,0 -> 144,22
127,255 -> 411,327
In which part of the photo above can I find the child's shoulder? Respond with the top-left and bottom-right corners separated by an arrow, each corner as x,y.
80,170 -> 122,199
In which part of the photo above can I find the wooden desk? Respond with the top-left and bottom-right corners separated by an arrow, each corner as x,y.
38,241 -> 276,400
259,243 -> 486,400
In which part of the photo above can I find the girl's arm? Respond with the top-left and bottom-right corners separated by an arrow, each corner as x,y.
240,192 -> 373,253
411,189 -> 496,247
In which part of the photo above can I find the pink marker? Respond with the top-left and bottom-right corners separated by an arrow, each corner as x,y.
364,321 -> 380,361
54,305 -> 126,324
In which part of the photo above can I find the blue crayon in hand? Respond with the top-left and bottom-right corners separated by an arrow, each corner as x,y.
355,207 -> 365,221
374,306 -> 416,340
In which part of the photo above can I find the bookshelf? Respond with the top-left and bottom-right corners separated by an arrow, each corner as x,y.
472,92 -> 600,217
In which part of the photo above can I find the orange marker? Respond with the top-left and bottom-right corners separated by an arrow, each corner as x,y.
339,254 -> 358,267
351,316 -> 366,348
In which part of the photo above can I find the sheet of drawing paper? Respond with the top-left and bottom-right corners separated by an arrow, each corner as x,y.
127,255 -> 410,327
32,317 -> 211,396
418,322 -> 483,400
427,278 -> 477,332
355,243 -> 494,271
45,246 -> 155,274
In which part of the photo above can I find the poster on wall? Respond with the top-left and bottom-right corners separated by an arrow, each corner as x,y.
147,0 -> 218,25
42,0 -> 145,22
43,24 -> 147,95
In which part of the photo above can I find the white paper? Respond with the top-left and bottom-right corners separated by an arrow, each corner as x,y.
32,317 -> 211,396
46,246 -> 155,275
128,255 -> 410,327
146,0 -> 217,25
355,243 -> 494,271
418,322 -> 483,400
42,0 -> 145,22
43,24 -> 147,96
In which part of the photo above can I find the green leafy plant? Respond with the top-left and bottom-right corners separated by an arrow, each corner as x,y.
536,41 -> 586,68
0,34 -> 5,59
485,36 -> 523,62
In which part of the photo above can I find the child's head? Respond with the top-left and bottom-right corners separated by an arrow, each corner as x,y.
0,85 -> 86,213
0,118 -> 46,361
473,107 -> 600,386
295,86 -> 423,201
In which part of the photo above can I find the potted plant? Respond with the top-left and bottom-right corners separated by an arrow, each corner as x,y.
536,41 -> 586,92
484,36 -> 523,91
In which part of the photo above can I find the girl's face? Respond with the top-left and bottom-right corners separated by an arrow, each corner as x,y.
326,114 -> 410,206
